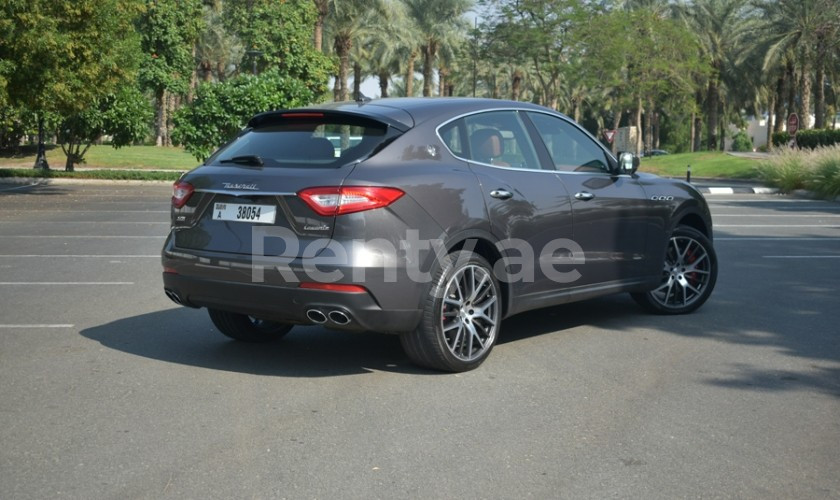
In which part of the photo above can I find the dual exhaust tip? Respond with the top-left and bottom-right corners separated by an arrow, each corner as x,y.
306,308 -> 351,326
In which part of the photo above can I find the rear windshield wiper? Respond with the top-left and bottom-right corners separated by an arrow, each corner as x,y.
219,155 -> 264,166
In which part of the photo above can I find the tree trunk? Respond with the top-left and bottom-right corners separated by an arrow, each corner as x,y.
155,87 -> 166,147
774,72 -> 786,132
690,110 -> 696,152
653,111 -> 660,149
634,96 -> 643,156
379,71 -> 389,98
334,35 -> 351,102
799,60 -> 812,129
706,73 -> 719,151
313,0 -> 327,52
815,52 -> 826,129
34,114 -> 49,169
786,60 -> 796,121
511,69 -> 523,101
644,98 -> 653,154
333,75 -> 340,102
353,61 -> 362,100
405,51 -> 416,97
693,116 -> 702,151
766,94 -> 775,150
611,110 -> 621,155
438,66 -> 447,97
422,41 -> 436,97
573,98 -> 581,123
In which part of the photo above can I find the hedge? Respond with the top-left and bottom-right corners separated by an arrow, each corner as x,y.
772,128 -> 840,148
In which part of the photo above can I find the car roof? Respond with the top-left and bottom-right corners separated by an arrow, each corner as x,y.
250,97 -> 562,132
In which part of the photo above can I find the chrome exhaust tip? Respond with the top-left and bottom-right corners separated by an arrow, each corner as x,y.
306,309 -> 327,324
328,310 -> 351,326
164,289 -> 182,305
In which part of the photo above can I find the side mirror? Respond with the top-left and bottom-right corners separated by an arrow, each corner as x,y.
617,152 -> 640,175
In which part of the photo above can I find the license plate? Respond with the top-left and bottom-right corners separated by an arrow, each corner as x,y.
212,203 -> 276,224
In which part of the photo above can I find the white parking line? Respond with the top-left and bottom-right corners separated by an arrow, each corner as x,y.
0,254 -> 159,258
0,282 -> 134,285
1,235 -> 162,239
0,324 -> 74,328
712,214 -> 840,217
0,221 -> 167,224
0,183 -> 41,192
763,255 -> 840,259
0,210 -> 169,213
716,237 -> 840,241
716,224 -> 840,228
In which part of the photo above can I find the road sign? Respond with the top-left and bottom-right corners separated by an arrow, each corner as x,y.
604,129 -> 616,144
787,113 -> 799,136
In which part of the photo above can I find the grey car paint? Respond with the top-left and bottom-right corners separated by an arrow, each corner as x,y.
162,97 -> 713,336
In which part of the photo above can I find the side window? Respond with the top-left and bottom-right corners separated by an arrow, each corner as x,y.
528,112 -> 610,173
443,111 -> 542,170
439,121 -> 464,156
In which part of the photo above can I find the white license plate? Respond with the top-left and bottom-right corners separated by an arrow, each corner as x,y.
212,203 -> 276,224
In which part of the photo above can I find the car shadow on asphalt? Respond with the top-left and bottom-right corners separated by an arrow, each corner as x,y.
78,296 -> 641,378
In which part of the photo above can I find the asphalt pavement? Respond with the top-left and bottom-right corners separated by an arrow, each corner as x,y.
1,182 -> 838,499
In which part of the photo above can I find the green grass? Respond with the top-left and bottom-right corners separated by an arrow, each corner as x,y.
639,151 -> 760,179
0,168 -> 183,181
0,145 -> 199,170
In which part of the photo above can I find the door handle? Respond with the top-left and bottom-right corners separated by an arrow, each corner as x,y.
490,189 -> 513,200
575,191 -> 595,201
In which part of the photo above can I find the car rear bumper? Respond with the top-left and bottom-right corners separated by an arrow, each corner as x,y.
162,272 -> 423,334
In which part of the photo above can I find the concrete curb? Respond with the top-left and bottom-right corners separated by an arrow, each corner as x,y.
696,186 -> 780,195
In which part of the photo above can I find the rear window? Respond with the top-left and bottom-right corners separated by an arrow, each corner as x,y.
207,115 -> 388,168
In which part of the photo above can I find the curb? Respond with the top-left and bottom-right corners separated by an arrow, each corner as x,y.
695,186 -> 780,195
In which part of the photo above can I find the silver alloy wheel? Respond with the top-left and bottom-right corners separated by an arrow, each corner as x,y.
439,264 -> 499,362
651,235 -> 712,309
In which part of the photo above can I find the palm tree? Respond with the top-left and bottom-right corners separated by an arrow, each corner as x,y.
757,0 -> 840,130
324,0 -> 387,101
195,4 -> 244,83
676,0 -> 757,150
401,0 -> 472,97
364,1 -> 420,98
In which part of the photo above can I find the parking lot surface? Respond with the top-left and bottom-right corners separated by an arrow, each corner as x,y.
1,182 -> 838,498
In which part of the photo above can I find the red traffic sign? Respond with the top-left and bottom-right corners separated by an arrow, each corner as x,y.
787,113 -> 799,136
604,129 -> 616,144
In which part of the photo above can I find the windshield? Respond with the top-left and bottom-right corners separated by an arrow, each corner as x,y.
208,116 -> 388,168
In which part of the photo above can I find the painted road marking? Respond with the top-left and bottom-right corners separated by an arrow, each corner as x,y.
763,255 -> 840,259
0,282 -> 134,285
0,255 -> 159,258
1,235 -> 162,239
0,324 -> 74,328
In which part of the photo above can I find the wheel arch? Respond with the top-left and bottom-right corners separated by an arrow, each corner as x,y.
444,229 -> 511,318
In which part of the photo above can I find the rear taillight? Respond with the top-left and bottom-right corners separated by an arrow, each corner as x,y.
172,181 -> 194,209
298,186 -> 404,216
299,282 -> 368,293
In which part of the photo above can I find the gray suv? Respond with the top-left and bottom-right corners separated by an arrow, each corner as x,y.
162,98 -> 717,372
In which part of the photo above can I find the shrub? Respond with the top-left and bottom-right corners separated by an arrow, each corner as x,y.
772,131 -> 790,147
731,130 -> 753,152
172,70 -> 315,161
756,147 -> 813,192
807,146 -> 840,198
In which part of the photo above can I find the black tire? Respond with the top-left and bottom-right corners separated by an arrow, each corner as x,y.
207,309 -> 292,342
400,251 -> 502,372
632,225 -> 718,315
